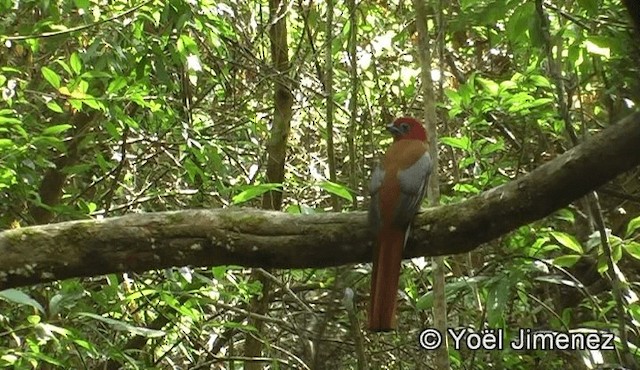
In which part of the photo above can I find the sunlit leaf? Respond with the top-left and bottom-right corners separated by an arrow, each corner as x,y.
625,215 -> 640,237
453,183 -> 480,194
107,77 -> 128,94
0,115 -> 21,125
58,86 -> 71,96
529,75 -> 551,88
527,98 -> 553,108
584,37 -> 610,58
444,89 -> 461,106
83,97 -> 104,111
319,181 -> 353,202
74,0 -> 89,9
41,67 -> 61,89
80,71 -> 111,78
476,77 -> 499,96
70,52 -> 82,75
440,136 -> 471,151
498,80 -> 518,95
42,124 -> 72,136
550,231 -> 583,254
1,354 -> 18,364
554,209 -> 575,224
552,254 -> 581,267
177,34 -> 198,56
46,101 -> 64,113
624,242 -> 640,260
232,183 -> 282,204
613,243 -> 622,263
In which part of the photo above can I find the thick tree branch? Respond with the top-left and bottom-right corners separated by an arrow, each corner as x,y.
1,112 -> 639,290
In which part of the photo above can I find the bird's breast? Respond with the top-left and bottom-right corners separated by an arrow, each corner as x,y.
377,140 -> 428,227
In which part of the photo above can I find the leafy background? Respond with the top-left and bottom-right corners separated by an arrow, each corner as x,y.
1,0 -> 640,368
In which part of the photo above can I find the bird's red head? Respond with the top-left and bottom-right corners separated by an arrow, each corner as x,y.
386,117 -> 427,142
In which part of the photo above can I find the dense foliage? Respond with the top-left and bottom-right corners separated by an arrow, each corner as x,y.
0,0 -> 639,368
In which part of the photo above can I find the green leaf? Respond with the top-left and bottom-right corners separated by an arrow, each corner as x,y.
506,3 -> 534,44
55,60 -> 72,75
612,243 -> 622,263
476,77 -> 499,96
584,37 -> 610,59
498,80 -> 518,95
554,209 -> 575,224
32,136 -> 65,151
83,97 -> 104,111
624,241 -> 640,260
69,99 -> 83,111
70,52 -> 82,75
25,350 -> 64,366
550,231 -> 583,254
285,204 -> 315,214
42,124 -> 72,135
232,183 -> 282,204
625,215 -> 640,237
529,75 -> 551,88
74,0 -> 89,9
77,312 -> 165,337
526,98 -> 553,108
177,34 -> 198,56
0,116 -> 21,125
107,77 -> 128,94
444,89 -> 461,106
552,254 -> 581,267
596,255 -> 608,273
41,66 -> 61,89
0,138 -> 14,148
1,354 -> 18,364
479,140 -> 504,155
319,181 -> 353,202
440,136 -> 471,151
577,0 -> 598,15
80,71 -> 111,78
453,183 -> 480,194
46,101 -> 64,113
506,92 -> 535,112
0,289 -> 45,313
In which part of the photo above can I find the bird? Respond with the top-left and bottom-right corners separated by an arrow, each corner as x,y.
368,116 -> 432,331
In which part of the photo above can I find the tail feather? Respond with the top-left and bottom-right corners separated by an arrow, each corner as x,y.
369,228 -> 406,331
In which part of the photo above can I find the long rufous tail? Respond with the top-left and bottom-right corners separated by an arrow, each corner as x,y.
369,228 -> 406,331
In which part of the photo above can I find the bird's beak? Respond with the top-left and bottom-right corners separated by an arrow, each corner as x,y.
386,124 -> 402,137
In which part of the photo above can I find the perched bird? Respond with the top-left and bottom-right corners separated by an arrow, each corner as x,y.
368,117 -> 432,331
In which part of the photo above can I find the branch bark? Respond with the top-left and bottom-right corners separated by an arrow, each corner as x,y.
1,112 -> 639,290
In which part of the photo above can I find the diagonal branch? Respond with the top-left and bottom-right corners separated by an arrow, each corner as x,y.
0,112 -> 639,290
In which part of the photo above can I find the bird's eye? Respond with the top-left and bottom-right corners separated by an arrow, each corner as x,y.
400,123 -> 410,132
